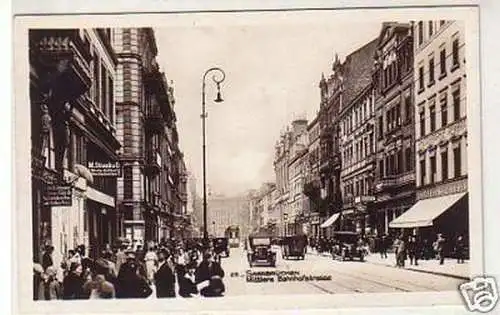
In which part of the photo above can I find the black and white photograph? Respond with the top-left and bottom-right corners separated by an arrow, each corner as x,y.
12,5 -> 487,314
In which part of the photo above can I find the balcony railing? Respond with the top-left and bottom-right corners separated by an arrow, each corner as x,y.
375,172 -> 416,192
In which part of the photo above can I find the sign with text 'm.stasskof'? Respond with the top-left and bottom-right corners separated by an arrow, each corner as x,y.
43,185 -> 72,207
88,161 -> 121,177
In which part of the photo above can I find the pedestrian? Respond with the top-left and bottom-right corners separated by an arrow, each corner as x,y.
115,245 -> 127,276
115,252 -> 153,299
144,246 -> 158,284
179,262 -> 199,298
38,266 -> 62,300
84,274 -> 116,299
42,245 -> 54,271
455,235 -> 466,264
407,236 -> 419,266
62,262 -> 85,300
195,251 -> 225,297
436,234 -> 446,265
396,235 -> 406,268
154,249 -> 176,298
380,234 -> 388,259
33,263 -> 44,300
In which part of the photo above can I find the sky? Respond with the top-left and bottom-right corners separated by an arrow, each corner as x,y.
154,13 -> 383,197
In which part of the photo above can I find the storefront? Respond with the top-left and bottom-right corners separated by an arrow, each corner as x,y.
389,192 -> 469,255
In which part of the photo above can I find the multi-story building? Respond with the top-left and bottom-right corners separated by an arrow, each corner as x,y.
337,39 -> 378,235
114,28 -> 188,247
286,119 -> 309,236
30,28 -> 121,263
208,193 -> 252,239
372,22 -> 416,237
390,21 -> 468,244
273,128 -> 292,236
317,60 -> 343,237
304,116 -> 322,238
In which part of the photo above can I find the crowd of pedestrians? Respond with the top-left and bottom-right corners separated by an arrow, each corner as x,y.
33,239 -> 226,301
309,232 -> 468,268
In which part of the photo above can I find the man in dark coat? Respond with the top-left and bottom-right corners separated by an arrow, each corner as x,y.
115,253 -> 152,299
154,249 -> 176,298
42,245 -> 54,271
195,252 -> 225,297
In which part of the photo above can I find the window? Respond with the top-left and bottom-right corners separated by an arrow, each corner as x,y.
405,95 -> 412,122
428,58 -> 435,84
430,156 -> 436,184
101,64 -> 107,114
420,158 -> 426,186
379,160 -> 385,178
440,93 -> 448,127
418,66 -> 424,90
428,21 -> 434,37
453,88 -> 461,121
378,116 -> 383,138
386,110 -> 391,131
74,133 -> 86,165
419,109 -> 425,137
396,105 -> 401,126
452,38 -> 460,68
108,75 -> 114,123
454,145 -> 461,178
124,166 -> 133,199
44,128 -> 56,169
418,21 -> 423,45
430,105 -> 436,132
397,150 -> 403,174
405,147 -> 412,171
440,20 -> 446,26
93,54 -> 100,108
440,48 -> 447,76
441,149 -> 448,181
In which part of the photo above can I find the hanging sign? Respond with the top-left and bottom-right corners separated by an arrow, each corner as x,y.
43,185 -> 72,206
87,161 -> 121,177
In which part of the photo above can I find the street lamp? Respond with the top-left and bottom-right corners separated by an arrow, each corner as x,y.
201,67 -> 226,247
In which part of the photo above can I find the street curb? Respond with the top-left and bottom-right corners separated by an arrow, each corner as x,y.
367,260 -> 470,281
306,251 -> 470,281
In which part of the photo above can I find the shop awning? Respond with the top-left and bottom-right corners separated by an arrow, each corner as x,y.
86,187 -> 115,207
389,192 -> 466,228
320,213 -> 340,228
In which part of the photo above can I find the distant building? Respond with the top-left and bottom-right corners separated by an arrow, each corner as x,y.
206,193 -> 252,240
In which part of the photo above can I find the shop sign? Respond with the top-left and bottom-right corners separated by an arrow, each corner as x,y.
88,161 -> 121,177
43,185 -> 72,206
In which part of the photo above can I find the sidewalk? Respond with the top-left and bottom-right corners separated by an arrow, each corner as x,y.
307,247 -> 469,280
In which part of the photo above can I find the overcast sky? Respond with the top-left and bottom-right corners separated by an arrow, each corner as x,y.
154,13 -> 383,196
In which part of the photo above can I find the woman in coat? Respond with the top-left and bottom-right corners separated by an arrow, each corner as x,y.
38,266 -> 62,300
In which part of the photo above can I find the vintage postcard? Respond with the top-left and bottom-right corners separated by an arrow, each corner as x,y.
13,4 -> 486,315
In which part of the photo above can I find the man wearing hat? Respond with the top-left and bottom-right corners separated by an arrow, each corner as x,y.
195,251 -> 225,297
153,249 -> 176,298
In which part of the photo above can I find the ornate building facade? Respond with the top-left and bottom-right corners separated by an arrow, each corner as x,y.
304,116 -> 321,238
30,29 -> 121,264
372,22 -> 416,237
390,21 -> 468,243
113,28 -> 188,247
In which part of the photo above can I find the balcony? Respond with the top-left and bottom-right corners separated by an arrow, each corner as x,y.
30,29 -> 92,100
144,106 -> 164,133
375,172 -> 416,192
145,150 -> 162,174
354,195 -> 376,204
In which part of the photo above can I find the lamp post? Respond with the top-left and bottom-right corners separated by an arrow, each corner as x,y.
201,67 -> 226,247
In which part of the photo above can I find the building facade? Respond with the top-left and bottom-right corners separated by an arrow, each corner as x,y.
304,116 -> 322,238
273,128 -> 292,236
286,119 -> 309,236
372,22 -> 416,237
30,28 -> 121,264
390,20 -> 468,242
113,28 -> 188,247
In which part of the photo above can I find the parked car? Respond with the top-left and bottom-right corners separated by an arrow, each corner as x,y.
214,237 -> 230,257
247,234 -> 276,267
331,231 -> 365,262
281,235 -> 306,260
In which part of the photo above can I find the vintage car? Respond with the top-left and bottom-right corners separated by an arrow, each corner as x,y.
213,237 -> 230,257
247,234 -> 277,267
331,231 -> 365,262
281,235 -> 307,260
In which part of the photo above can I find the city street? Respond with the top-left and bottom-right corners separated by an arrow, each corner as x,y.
219,247 -> 462,296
